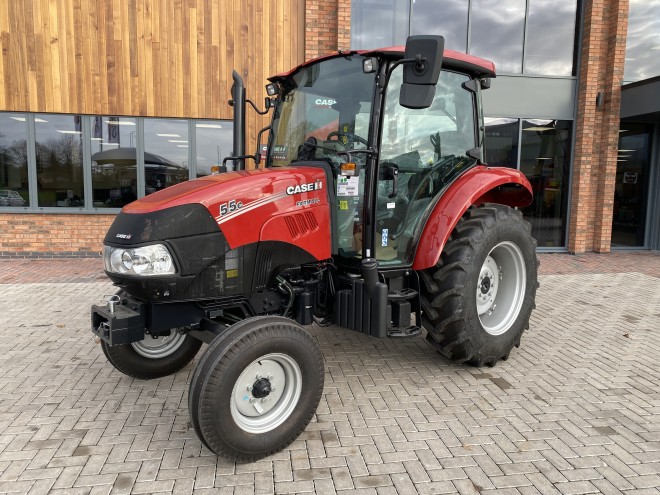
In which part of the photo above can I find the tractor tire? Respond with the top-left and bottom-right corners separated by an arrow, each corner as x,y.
188,316 -> 324,462
420,204 -> 538,367
101,331 -> 202,380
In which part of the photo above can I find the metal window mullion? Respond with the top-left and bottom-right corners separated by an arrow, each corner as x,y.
407,0 -> 413,37
522,0 -> 530,73
137,118 -> 145,198
466,0 -> 472,54
82,115 -> 93,211
189,120 -> 196,180
516,118 -> 523,170
26,114 -> 38,210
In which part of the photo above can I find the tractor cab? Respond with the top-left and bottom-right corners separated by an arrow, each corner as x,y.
265,37 -> 492,267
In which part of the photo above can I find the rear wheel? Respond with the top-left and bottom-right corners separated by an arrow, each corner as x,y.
101,331 -> 202,379
188,316 -> 324,461
420,204 -> 538,366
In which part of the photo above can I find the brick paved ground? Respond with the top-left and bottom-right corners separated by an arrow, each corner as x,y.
0,253 -> 658,494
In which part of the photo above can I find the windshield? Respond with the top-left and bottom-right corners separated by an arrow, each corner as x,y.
269,56 -> 375,167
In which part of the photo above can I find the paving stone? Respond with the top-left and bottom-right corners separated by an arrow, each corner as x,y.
0,254 -> 658,494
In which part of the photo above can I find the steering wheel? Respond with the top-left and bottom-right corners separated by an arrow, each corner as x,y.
392,155 -> 457,241
326,131 -> 368,147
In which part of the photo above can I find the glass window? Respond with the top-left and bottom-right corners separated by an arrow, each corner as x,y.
525,0 -> 578,76
612,123 -> 652,247
90,117 -> 138,208
0,113 -> 30,208
624,0 -> 660,82
519,119 -> 572,247
469,0 -> 525,73
35,114 -> 84,207
195,121 -> 234,176
411,0 -> 469,52
352,0 -> 409,49
377,67 -> 478,264
143,119 -> 189,195
484,117 -> 519,168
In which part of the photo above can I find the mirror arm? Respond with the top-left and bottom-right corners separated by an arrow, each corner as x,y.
254,125 -> 272,166
246,98 -> 271,115
336,148 -> 378,163
381,56 -> 426,93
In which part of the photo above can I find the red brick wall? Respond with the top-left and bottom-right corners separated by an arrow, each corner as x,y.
0,214 -> 115,257
305,0 -> 351,60
569,0 -> 629,253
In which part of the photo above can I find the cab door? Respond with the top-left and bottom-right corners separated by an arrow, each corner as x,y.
374,66 -> 480,265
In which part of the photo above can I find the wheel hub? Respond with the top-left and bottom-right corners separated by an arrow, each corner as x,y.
230,353 -> 302,433
251,378 -> 272,399
476,255 -> 500,316
476,241 -> 527,336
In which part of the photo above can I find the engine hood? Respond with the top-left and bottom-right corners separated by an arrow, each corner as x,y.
114,166 -> 332,260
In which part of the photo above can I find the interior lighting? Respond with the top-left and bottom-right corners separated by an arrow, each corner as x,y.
156,133 -> 181,137
105,120 -> 136,126
196,123 -> 223,129
57,130 -> 82,134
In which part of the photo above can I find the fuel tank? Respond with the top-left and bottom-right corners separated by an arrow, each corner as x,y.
104,165 -> 333,302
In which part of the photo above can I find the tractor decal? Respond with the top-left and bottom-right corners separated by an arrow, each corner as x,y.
215,191 -> 289,224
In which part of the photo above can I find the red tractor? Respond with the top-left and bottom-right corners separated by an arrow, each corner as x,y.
92,36 -> 538,461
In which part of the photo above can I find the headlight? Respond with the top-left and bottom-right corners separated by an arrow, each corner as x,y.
104,244 -> 176,276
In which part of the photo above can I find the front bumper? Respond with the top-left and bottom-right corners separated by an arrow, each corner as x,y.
91,293 -> 208,347
91,299 -> 146,346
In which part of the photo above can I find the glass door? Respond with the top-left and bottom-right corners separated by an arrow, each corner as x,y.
612,123 -> 652,247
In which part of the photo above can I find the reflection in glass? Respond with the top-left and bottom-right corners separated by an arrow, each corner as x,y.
411,0 -> 468,52
143,119 -> 189,195
35,114 -> 84,207
351,0 -> 409,49
195,121 -> 234,176
470,0 -> 525,73
612,123 -> 652,246
484,117 -> 518,168
378,67 -> 477,264
519,119 -> 572,247
525,0 -> 578,76
90,117 -> 138,208
0,113 -> 29,207
624,0 -> 660,82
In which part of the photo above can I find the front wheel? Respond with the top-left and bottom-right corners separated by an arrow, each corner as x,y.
188,316 -> 324,462
101,330 -> 202,379
420,204 -> 538,366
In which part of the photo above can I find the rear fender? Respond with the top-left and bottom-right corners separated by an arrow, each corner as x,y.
411,166 -> 532,270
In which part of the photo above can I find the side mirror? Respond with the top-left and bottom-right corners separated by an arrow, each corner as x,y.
399,35 -> 444,109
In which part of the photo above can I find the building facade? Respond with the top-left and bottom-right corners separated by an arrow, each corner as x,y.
0,0 -> 658,256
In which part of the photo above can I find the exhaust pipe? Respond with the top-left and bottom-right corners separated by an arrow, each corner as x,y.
230,70 -> 246,171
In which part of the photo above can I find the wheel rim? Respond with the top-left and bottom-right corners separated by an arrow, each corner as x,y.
131,331 -> 186,359
230,353 -> 302,434
476,241 -> 526,336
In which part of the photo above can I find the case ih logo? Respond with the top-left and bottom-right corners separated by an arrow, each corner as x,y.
286,181 -> 323,195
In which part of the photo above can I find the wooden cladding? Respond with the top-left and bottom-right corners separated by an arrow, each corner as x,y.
0,0 -> 305,148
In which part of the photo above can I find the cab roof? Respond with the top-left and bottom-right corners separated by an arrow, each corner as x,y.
269,46 -> 496,82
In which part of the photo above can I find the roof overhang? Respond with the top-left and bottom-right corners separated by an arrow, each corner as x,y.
621,76 -> 660,122
269,47 -> 496,83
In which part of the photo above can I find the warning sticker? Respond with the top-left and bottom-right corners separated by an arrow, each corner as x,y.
337,176 -> 359,197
